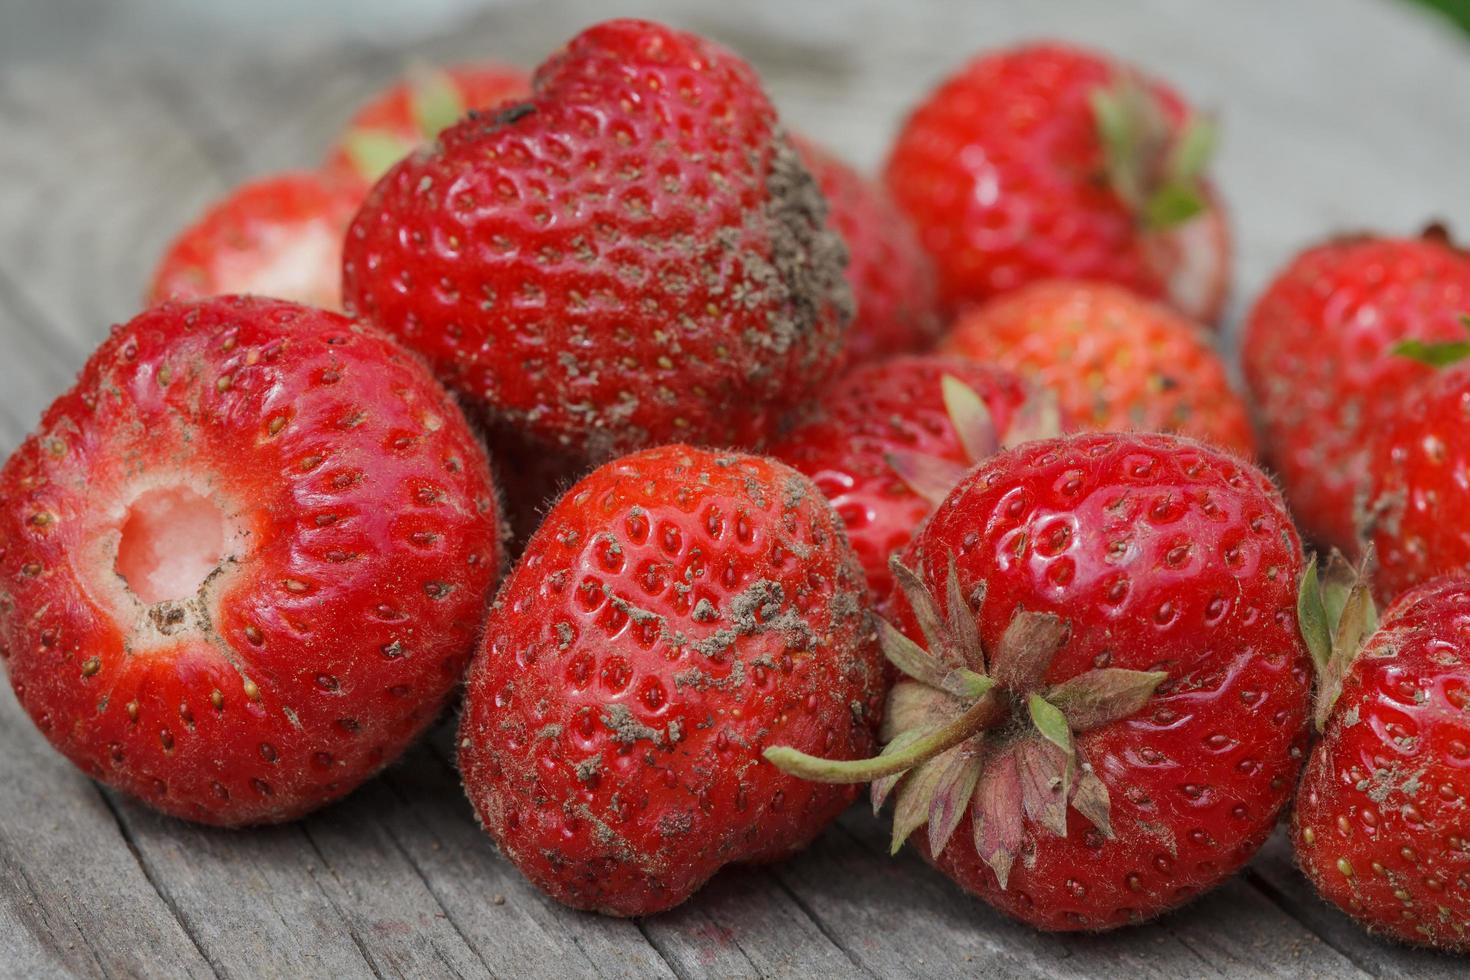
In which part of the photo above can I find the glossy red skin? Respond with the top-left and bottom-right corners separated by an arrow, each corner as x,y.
792,137 -> 941,365
0,297 -> 502,825
343,19 -> 850,462
768,355 -> 1032,598
942,280 -> 1254,456
148,171 -> 359,311
1241,234 -> 1470,555
323,63 -> 532,189
1362,365 -> 1470,600
1293,578 -> 1470,951
899,432 -> 1311,930
458,445 -> 883,916
884,42 -> 1229,323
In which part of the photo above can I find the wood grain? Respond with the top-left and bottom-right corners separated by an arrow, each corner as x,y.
0,0 -> 1467,976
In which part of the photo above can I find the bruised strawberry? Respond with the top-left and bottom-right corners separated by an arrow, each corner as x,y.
0,296 -> 502,825
942,280 -> 1253,456
148,171 -> 359,311
792,136 -> 941,364
1242,229 -> 1470,556
769,355 -> 1058,598
343,19 -> 851,462
1358,317 -> 1470,599
458,445 -> 882,916
1294,568 -> 1470,951
324,62 -> 531,190
884,42 -> 1230,323
769,432 -> 1311,931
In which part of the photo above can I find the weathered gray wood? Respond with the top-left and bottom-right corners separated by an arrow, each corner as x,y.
1,0 -> 1469,976
0,684 -> 216,980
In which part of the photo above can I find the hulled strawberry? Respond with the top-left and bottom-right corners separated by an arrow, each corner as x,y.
941,280 -> 1253,456
343,19 -> 851,462
1357,318 -> 1470,599
458,445 -> 882,916
1242,229 -> 1470,555
770,432 -> 1311,931
769,354 -> 1058,598
1294,567 -> 1470,951
148,171 -> 360,311
0,296 -> 502,825
792,136 -> 941,364
884,42 -> 1230,323
324,62 -> 531,190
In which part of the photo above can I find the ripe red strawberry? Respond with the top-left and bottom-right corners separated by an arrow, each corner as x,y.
941,280 -> 1253,456
1293,569 -> 1470,951
792,136 -> 941,364
0,296 -> 502,826
1359,319 -> 1470,599
769,431 -> 1311,931
769,354 -> 1058,598
343,19 -> 851,462
458,444 -> 882,915
884,42 -> 1230,324
148,171 -> 360,311
324,62 -> 531,190
1242,229 -> 1470,556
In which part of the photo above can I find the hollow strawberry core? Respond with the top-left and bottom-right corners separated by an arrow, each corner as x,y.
115,486 -> 226,604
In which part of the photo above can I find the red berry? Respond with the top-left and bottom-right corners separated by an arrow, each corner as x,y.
792,136 -> 941,364
1293,576 -> 1470,952
343,19 -> 850,461
0,296 -> 502,825
148,172 -> 359,311
885,42 -> 1230,323
767,432 -> 1310,931
458,444 -> 882,915
1242,230 -> 1470,555
324,62 -> 531,190
1360,338 -> 1470,598
942,280 -> 1253,456
769,354 -> 1046,597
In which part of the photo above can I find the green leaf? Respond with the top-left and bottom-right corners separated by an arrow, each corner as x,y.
1027,694 -> 1072,754
880,679 -> 953,744
870,729 -> 925,813
1143,181 -> 1206,230
1167,114 -> 1217,184
1001,388 -> 1064,448
1297,557 -> 1332,673
885,450 -> 967,508
941,374 -> 997,464
409,66 -> 467,139
343,130 -> 417,184
1046,668 -> 1168,732
875,616 -> 951,689
891,749 -> 951,854
1393,336 -> 1470,368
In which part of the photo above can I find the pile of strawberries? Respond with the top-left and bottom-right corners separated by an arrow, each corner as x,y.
3,18 -> 1468,951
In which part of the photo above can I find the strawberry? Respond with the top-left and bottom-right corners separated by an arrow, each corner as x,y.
1358,317 -> 1470,599
1241,228 -> 1470,556
941,280 -> 1253,456
884,42 -> 1230,324
769,431 -> 1311,930
324,62 -> 531,190
1293,566 -> 1470,951
343,19 -> 851,462
148,171 -> 359,311
792,136 -> 941,364
769,354 -> 1058,598
0,296 -> 502,826
457,444 -> 882,915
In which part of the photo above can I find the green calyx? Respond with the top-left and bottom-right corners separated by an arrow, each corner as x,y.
886,377 -> 1063,509
1393,314 -> 1470,368
1090,73 -> 1216,232
1297,550 -> 1379,731
345,65 -> 468,185
763,553 -> 1168,886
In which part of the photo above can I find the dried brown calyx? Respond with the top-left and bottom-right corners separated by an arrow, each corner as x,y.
1089,73 -> 1216,232
765,554 -> 1166,888
1296,548 -> 1379,731
885,375 -> 1062,508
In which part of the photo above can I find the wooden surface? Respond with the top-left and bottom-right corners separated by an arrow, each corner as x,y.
1,0 -> 1468,976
